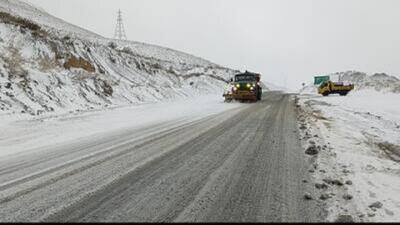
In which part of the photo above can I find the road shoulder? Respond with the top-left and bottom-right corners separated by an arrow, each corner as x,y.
295,93 -> 400,222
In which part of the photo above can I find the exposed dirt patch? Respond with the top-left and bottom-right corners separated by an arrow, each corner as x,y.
312,110 -> 329,121
323,121 -> 332,129
0,12 -> 47,38
305,99 -> 332,107
2,47 -> 28,79
64,56 -> 95,73
0,12 -> 40,31
376,142 -> 400,162
306,145 -> 320,156
95,79 -> 113,97
38,55 -> 58,72
335,214 -> 354,223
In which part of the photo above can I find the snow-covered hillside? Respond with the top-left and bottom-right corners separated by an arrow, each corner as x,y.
0,0 -> 239,117
300,71 -> 400,95
333,71 -> 400,93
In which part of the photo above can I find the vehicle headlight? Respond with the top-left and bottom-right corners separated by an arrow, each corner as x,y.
236,84 -> 240,88
252,83 -> 256,87
233,87 -> 238,91
250,87 -> 255,91
246,83 -> 251,88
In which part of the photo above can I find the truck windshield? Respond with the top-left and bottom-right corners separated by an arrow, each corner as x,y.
235,75 -> 256,82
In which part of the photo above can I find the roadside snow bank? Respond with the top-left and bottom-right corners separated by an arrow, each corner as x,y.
319,90 -> 400,123
296,91 -> 400,222
0,95 -> 244,158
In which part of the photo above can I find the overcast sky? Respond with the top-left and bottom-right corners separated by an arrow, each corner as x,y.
26,0 -> 400,90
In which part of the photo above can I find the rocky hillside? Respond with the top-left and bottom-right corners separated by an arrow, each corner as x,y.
0,0 -> 238,116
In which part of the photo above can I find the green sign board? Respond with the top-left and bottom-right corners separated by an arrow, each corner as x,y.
314,76 -> 330,85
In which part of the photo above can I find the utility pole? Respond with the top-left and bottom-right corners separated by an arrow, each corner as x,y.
114,9 -> 127,40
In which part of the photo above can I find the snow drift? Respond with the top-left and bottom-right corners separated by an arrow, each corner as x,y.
0,0 -> 240,116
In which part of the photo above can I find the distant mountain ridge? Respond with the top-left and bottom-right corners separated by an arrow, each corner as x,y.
333,71 -> 400,93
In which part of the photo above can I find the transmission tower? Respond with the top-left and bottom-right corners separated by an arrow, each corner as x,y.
114,9 -> 127,40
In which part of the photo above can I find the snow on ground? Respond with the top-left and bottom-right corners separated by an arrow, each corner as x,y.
0,94 -> 244,159
296,90 -> 400,222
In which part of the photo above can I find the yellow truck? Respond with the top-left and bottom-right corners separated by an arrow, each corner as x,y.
223,72 -> 262,102
318,81 -> 354,96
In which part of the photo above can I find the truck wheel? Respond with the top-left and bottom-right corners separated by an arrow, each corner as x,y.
257,90 -> 262,101
322,92 -> 329,96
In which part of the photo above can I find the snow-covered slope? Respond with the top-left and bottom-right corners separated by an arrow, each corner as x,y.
338,71 -> 400,93
0,0 -> 239,116
0,0 -> 101,39
300,71 -> 400,95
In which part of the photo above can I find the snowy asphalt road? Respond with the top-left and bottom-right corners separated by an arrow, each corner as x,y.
0,92 -> 323,222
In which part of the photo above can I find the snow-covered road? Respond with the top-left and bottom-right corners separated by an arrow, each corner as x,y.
0,92 -> 324,222
0,95 -> 242,158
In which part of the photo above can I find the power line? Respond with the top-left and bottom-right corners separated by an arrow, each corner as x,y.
114,9 -> 127,40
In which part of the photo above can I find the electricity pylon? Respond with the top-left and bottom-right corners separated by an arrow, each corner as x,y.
114,9 -> 127,40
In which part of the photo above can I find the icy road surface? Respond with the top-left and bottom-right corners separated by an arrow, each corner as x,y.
0,92 -> 323,222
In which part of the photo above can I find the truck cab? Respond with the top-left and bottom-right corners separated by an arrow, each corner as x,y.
224,71 -> 262,102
